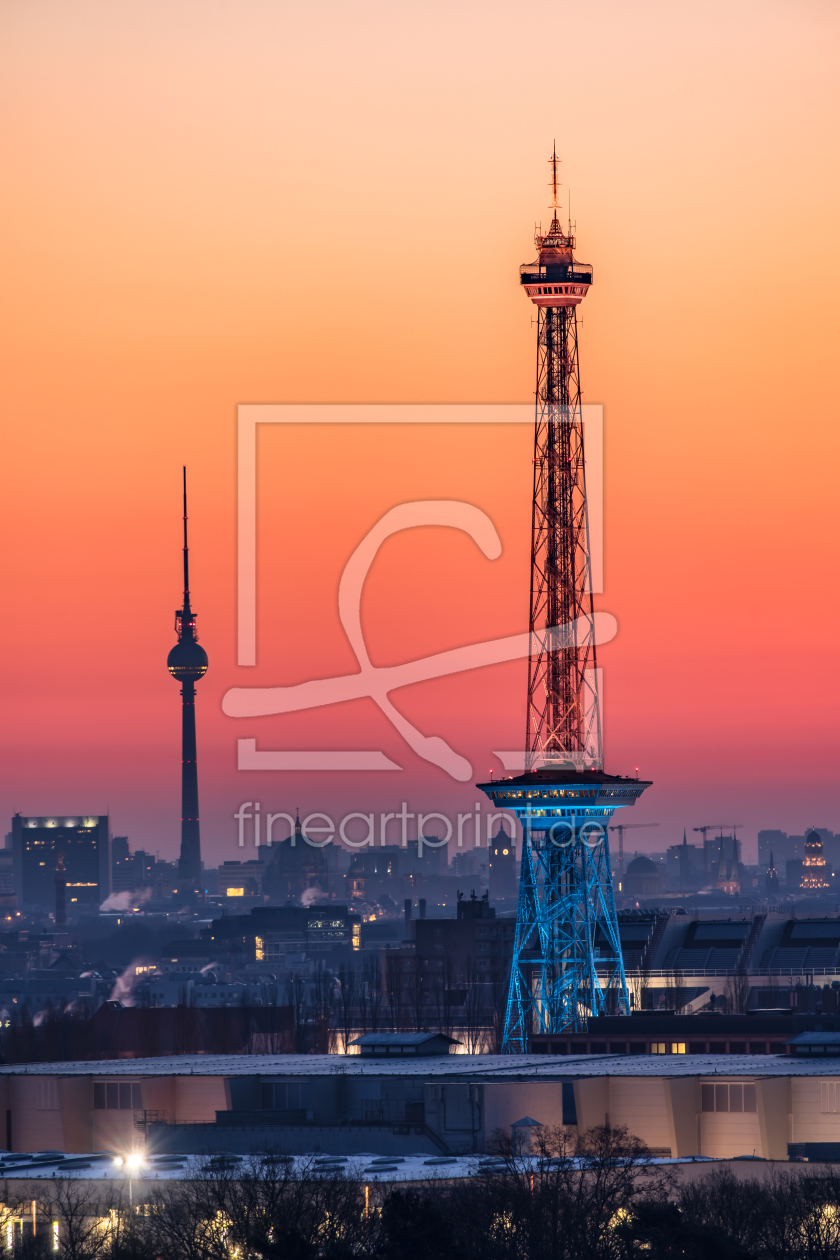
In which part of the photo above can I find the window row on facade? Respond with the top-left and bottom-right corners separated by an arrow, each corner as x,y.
93,1082 -> 143,1110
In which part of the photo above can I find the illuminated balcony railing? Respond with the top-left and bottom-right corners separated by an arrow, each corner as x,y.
520,262 -> 593,285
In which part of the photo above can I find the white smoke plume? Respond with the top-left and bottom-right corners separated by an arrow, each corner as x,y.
99,887 -> 153,913
108,958 -> 155,1006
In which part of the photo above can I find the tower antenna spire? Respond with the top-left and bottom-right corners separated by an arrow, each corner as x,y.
182,465 -> 191,612
549,140 -> 561,212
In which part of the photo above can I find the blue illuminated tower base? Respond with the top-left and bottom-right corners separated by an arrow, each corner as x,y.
479,768 -> 651,1052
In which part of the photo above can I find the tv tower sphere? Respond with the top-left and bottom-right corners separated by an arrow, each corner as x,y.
167,636 -> 209,681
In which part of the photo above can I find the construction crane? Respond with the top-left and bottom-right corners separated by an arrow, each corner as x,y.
608,822 -> 659,885
693,825 -> 744,840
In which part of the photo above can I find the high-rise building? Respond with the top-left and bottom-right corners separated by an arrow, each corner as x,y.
167,469 -> 209,900
11,814 -> 110,910
111,836 -> 135,893
478,151 -> 650,1050
758,829 -> 789,868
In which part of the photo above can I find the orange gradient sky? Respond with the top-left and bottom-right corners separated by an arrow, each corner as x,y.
1,0 -> 838,866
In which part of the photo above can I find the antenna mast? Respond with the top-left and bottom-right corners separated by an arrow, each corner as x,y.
549,141 -> 561,214
182,466 -> 191,611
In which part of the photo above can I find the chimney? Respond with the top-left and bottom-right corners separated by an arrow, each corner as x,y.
55,854 -> 67,929
419,898 -> 426,919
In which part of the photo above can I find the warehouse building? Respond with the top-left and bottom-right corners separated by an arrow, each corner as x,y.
2,1039 -> 840,1161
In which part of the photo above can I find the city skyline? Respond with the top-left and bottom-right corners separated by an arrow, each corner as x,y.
1,1 -> 838,867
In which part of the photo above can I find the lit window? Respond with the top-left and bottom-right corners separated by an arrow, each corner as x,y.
650,1043 -> 666,1054
671,1042 -> 686,1055
226,887 -> 245,897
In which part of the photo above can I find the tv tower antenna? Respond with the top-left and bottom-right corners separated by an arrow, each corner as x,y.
549,141 -> 561,210
478,150 -> 651,1051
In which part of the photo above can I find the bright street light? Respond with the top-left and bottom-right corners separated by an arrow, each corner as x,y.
113,1152 -> 144,1207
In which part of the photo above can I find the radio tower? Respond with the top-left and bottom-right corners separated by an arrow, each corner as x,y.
479,148 -> 651,1051
167,468 -> 208,900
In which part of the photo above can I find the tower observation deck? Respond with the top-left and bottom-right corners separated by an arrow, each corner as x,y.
167,468 -> 208,900
478,149 -> 651,1051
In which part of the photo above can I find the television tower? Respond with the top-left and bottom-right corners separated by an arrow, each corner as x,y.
478,148 -> 651,1051
167,468 -> 208,899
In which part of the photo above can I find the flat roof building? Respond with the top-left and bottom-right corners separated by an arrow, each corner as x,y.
3,1050 -> 840,1162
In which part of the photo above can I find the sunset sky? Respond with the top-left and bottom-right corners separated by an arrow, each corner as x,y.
1,0 -> 838,866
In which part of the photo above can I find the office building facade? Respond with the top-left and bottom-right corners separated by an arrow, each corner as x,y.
11,815 -> 110,910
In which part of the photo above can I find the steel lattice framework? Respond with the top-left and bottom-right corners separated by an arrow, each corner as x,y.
526,305 -> 601,771
478,152 -> 651,1052
503,812 -> 630,1046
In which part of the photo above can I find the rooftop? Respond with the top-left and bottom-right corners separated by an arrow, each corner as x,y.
477,769 -> 651,789
2,1052 -> 840,1079
0,1149 -> 752,1183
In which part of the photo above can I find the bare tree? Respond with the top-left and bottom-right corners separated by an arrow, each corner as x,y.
143,1169 -> 231,1260
406,958 -> 427,1033
336,963 -> 358,1053
173,988 -> 200,1055
661,967 -> 689,1014
385,951 -> 407,1032
0,1191 -> 24,1257
177,1153 -> 371,1260
464,1123 -> 675,1260
38,1178 -> 113,1260
628,962 -> 650,1014
430,955 -> 457,1038
461,956 -> 485,1053
724,971 -> 751,1014
310,963 -> 336,1053
285,973 -> 308,1052
359,955 -> 383,1033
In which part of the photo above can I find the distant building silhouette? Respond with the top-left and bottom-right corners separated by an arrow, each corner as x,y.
624,855 -> 665,898
262,811 -> 328,904
489,821 -> 517,902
